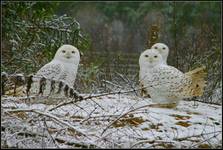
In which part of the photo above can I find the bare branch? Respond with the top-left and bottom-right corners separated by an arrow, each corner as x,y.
6,108 -> 90,138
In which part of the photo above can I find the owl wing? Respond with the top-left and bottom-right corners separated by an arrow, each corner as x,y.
34,61 -> 62,80
152,66 -> 187,94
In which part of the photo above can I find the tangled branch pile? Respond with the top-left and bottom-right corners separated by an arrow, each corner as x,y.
1,72 -> 222,148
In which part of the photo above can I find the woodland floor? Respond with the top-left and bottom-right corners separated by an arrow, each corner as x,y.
1,93 -> 222,148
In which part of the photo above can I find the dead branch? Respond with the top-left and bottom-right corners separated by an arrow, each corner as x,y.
54,137 -> 103,148
102,79 -> 123,88
100,103 -> 158,135
130,139 -> 174,148
47,86 -> 145,112
6,108 -> 90,138
173,130 -> 222,141
115,71 -> 139,96
80,114 -> 121,123
43,119 -> 60,148
190,131 -> 222,148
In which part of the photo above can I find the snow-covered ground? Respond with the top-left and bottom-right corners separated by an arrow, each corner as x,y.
1,93 -> 222,148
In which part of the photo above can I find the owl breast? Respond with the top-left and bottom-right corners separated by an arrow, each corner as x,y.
62,63 -> 78,88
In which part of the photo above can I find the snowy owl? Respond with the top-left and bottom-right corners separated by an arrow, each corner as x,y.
139,43 -> 169,97
139,49 -> 206,106
151,43 -> 169,65
31,44 -> 80,96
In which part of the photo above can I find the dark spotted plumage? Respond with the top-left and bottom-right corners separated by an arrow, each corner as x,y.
139,49 -> 207,106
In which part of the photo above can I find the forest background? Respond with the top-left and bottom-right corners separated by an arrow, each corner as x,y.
2,1 -> 222,104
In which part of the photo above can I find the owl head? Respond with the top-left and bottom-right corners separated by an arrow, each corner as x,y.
151,43 -> 169,64
139,49 -> 163,68
54,44 -> 80,64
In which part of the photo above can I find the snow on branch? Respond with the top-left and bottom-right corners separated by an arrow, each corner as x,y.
1,72 -> 222,148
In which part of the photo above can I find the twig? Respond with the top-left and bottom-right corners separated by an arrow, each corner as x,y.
89,99 -> 106,111
190,132 -> 222,148
6,108 -> 90,139
48,87 -> 145,112
186,99 -> 221,106
173,130 -> 222,141
81,114 -> 120,123
54,136 -> 103,148
130,140 -> 174,148
100,104 -> 156,135
102,80 -> 123,88
115,71 -> 138,96
43,119 -> 60,148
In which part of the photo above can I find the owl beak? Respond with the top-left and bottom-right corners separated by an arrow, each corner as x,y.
65,54 -> 71,59
65,52 -> 72,59
148,58 -> 153,63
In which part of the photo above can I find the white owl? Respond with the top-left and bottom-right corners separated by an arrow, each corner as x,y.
151,43 -> 169,65
31,44 -> 80,96
139,43 -> 169,97
139,49 -> 206,106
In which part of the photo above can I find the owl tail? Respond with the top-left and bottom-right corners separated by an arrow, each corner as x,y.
185,66 -> 207,97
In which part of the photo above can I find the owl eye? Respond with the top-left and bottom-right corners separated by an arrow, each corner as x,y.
154,55 -> 158,58
162,47 -> 166,50
154,46 -> 158,49
72,51 -> 75,54
62,50 -> 66,53
145,55 -> 149,57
